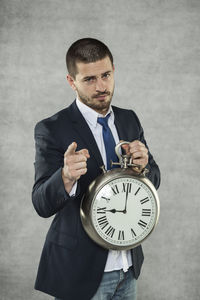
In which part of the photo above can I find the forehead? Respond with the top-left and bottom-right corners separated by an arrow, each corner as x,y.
75,56 -> 113,78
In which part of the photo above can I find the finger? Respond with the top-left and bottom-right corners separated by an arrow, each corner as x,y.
77,148 -> 90,159
69,167 -> 88,180
122,140 -> 144,153
121,144 -> 129,150
132,152 -> 148,163
65,154 -> 87,166
122,144 -> 147,156
129,140 -> 143,147
132,158 -> 148,168
76,167 -> 88,177
129,143 -> 148,154
65,142 -> 77,156
132,151 -> 146,159
72,161 -> 87,170
130,146 -> 148,155
129,141 -> 145,152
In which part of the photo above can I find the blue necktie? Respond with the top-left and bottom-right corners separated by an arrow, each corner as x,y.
97,114 -> 118,170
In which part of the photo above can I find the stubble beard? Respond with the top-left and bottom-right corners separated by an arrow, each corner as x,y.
76,87 -> 114,114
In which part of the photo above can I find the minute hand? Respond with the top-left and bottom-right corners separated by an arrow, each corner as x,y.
123,189 -> 129,213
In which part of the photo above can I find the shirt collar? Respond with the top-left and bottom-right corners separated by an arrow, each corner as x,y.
76,98 -> 114,128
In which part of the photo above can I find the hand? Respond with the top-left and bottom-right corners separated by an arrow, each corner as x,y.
62,142 -> 90,193
122,140 -> 148,171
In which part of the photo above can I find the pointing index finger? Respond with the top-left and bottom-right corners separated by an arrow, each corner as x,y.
65,142 -> 77,155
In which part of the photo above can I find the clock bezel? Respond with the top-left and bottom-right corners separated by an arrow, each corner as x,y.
80,168 -> 160,250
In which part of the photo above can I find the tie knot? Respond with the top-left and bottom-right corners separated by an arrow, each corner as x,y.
97,113 -> 110,128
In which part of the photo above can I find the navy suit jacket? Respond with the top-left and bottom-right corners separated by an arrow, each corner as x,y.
32,101 -> 160,300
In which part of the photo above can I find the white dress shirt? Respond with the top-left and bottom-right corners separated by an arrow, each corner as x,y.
76,98 -> 132,272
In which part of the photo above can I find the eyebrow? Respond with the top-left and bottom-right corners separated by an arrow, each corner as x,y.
83,75 -> 96,81
82,70 -> 112,81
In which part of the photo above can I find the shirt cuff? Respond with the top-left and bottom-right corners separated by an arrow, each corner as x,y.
69,181 -> 77,197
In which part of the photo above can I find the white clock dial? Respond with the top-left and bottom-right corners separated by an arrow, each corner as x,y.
91,177 -> 157,247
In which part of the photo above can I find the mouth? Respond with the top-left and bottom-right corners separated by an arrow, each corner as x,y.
93,93 -> 109,100
95,95 -> 107,100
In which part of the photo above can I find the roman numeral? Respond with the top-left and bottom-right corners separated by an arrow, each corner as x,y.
134,187 -> 141,195
140,197 -> 150,205
97,207 -> 106,214
111,185 -> 119,195
105,226 -> 115,238
131,228 -> 137,237
142,209 -> 151,216
97,216 -> 109,230
138,220 -> 147,229
122,183 -> 132,193
101,196 -> 110,202
118,230 -> 125,240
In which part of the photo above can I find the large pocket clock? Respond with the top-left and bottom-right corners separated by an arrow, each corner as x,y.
80,141 -> 160,250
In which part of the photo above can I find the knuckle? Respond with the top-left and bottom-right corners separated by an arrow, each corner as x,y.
78,154 -> 83,160
81,154 -> 87,161
81,156 -> 87,162
81,168 -> 87,175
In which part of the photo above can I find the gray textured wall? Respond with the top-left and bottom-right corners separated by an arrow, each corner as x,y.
0,0 -> 199,299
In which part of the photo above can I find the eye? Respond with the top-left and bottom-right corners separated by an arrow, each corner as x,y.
102,73 -> 111,79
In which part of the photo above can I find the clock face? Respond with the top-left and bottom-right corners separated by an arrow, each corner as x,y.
91,176 -> 158,248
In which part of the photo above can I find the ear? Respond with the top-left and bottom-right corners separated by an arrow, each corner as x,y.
66,74 -> 77,91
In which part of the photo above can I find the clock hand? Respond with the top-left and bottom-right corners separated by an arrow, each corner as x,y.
123,188 -> 129,213
104,209 -> 125,214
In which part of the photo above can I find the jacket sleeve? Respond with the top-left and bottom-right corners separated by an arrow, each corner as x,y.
132,111 -> 161,190
32,120 -> 79,218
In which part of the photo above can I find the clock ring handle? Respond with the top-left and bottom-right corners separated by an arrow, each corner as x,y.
115,141 -> 131,160
114,141 -> 146,172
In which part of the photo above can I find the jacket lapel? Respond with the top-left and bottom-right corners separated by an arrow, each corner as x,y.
112,106 -> 129,141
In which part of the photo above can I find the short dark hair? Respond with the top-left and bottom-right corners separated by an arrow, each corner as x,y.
66,38 -> 113,78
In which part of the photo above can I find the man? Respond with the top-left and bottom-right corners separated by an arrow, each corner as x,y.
32,38 -> 160,300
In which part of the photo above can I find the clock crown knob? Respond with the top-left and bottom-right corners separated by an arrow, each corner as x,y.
100,165 -> 107,174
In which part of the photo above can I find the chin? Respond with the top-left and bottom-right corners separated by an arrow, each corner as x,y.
96,103 -> 110,111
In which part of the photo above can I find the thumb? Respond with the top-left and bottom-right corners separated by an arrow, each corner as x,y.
65,142 -> 77,155
121,144 -> 130,155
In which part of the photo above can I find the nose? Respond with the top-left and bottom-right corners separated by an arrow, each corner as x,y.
95,78 -> 106,92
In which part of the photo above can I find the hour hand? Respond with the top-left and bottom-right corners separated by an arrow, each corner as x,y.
105,208 -> 117,213
97,207 -> 124,214
105,208 -> 124,213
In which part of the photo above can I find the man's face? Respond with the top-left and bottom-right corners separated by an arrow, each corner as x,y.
67,56 -> 115,115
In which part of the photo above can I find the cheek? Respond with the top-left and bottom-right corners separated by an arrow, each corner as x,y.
85,86 -> 96,97
79,85 -> 95,98
108,79 -> 114,91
